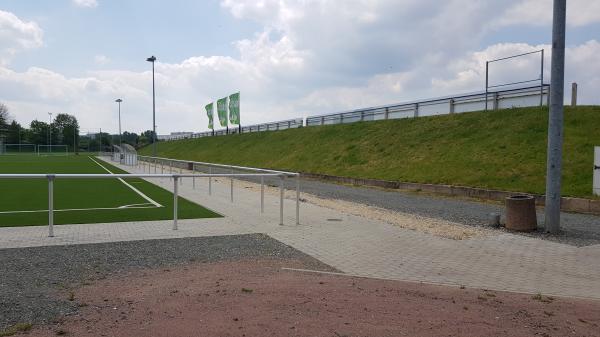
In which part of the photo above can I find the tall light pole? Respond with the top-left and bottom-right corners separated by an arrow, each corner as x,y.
146,55 -> 157,156
544,0 -> 566,233
47,112 -> 53,147
115,99 -> 123,147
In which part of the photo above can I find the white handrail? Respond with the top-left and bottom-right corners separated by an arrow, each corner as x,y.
0,170 -> 300,237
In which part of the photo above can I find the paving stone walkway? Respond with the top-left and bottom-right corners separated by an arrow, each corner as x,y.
1,157 -> 599,300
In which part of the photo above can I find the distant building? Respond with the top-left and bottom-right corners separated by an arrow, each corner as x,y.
157,132 -> 194,141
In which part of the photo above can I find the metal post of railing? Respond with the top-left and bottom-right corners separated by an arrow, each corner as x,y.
169,161 -> 172,173
260,176 -> 264,213
47,175 -> 54,237
180,166 -> 183,185
230,169 -> 234,202
279,176 -> 284,225
161,160 -> 164,174
192,163 -> 195,189
296,175 -> 300,225
154,159 -> 157,173
208,166 -> 212,195
449,99 -> 455,114
173,175 -> 178,230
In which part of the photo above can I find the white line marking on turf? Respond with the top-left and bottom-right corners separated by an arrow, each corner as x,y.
89,156 -> 163,208
0,205 -> 157,215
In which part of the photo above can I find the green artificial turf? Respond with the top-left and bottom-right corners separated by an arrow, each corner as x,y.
140,105 -> 600,199
0,155 -> 220,227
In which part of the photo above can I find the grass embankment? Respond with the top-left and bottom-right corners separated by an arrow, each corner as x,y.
141,106 -> 600,198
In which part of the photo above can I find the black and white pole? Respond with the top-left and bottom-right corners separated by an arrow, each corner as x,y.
544,0 -> 566,233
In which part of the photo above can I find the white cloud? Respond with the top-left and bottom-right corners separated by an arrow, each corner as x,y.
0,10 -> 43,65
72,0 -> 98,8
94,55 -> 110,65
494,0 -> 600,27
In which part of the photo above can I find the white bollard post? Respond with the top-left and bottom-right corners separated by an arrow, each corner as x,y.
230,169 -> 234,203
260,176 -> 264,213
48,175 -> 54,237
279,176 -> 284,225
208,166 -> 212,195
296,175 -> 300,225
173,176 -> 178,230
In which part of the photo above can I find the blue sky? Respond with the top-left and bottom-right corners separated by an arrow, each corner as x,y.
1,0 -> 599,134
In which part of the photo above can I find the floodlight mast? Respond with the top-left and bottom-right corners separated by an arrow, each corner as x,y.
47,112 -> 53,150
544,0 -> 566,233
146,56 -> 157,156
115,99 -> 123,147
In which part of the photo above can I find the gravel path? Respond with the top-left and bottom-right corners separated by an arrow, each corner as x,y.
0,234 -> 334,331
269,176 -> 600,246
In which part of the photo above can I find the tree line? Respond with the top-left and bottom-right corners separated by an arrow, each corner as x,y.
0,102 -> 156,152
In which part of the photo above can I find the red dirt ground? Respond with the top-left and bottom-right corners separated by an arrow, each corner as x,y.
24,258 -> 600,337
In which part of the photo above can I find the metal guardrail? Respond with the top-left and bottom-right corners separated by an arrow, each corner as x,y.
136,155 -> 300,228
305,85 -> 550,126
160,118 -> 304,141
0,156 -> 301,237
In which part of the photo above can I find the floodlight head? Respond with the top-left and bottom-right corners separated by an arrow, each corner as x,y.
115,99 -> 123,103
146,56 -> 156,62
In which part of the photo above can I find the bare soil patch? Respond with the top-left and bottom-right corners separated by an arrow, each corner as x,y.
24,258 -> 600,337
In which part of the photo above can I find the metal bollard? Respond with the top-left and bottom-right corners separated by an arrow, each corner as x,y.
173,176 -> 178,230
260,176 -> 264,213
208,166 -> 212,195
48,175 -> 54,237
230,169 -> 234,203
279,176 -> 284,225
296,175 -> 300,225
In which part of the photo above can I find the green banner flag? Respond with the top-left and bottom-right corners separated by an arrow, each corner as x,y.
228,92 -> 240,125
217,97 -> 228,127
205,103 -> 214,129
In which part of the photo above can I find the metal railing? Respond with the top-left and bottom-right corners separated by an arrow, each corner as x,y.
136,155 -> 300,226
0,160 -> 300,237
305,84 -> 550,126
159,118 -> 304,141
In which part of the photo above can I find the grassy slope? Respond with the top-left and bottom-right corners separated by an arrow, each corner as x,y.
141,106 -> 600,198
0,155 -> 220,226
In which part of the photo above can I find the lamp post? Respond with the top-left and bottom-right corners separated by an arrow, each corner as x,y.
115,99 -> 123,147
146,55 -> 157,156
47,112 -> 53,148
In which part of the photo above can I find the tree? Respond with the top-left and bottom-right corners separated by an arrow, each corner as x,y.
28,120 -> 50,145
6,121 -> 23,144
0,102 -> 10,126
53,113 -> 79,151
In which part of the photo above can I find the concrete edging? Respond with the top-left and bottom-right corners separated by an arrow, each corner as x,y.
300,172 -> 600,215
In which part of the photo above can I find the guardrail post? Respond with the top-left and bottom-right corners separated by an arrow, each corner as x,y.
360,111 -> 364,122
414,103 -> 419,117
449,99 -> 455,114
180,166 -> 183,185
173,175 -> 178,230
321,117 -> 324,125
47,174 -> 54,237
493,92 -> 499,111
154,159 -> 157,173
279,176 -> 284,225
384,107 -> 389,120
230,169 -> 234,202
208,166 -> 212,195
260,176 -> 264,213
161,160 -> 164,174
296,175 -> 300,225
192,163 -> 195,189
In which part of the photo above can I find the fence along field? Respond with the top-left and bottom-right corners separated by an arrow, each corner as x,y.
0,154 -> 219,227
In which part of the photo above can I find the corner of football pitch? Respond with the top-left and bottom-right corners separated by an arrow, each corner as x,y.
0,153 -> 221,227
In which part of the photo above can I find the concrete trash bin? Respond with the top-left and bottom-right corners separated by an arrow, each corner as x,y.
505,195 -> 537,231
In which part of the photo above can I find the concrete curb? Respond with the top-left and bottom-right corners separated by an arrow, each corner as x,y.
300,172 -> 600,215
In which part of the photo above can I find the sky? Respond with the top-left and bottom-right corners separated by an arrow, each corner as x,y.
0,0 -> 599,135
